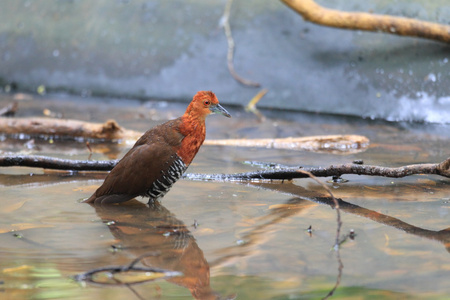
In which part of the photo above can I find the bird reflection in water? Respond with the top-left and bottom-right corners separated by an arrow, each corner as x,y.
86,200 -> 226,300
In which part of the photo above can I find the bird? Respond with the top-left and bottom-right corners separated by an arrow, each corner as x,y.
84,91 -> 231,205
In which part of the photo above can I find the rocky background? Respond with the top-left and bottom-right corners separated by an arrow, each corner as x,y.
0,0 -> 449,123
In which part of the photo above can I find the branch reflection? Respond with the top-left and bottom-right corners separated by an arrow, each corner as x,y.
241,181 -> 450,254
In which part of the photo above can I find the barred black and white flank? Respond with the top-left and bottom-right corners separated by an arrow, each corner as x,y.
143,156 -> 187,201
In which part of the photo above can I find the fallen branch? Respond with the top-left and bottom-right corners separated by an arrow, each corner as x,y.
0,117 -> 141,142
0,116 -> 369,153
0,155 -> 118,171
204,134 -> 369,154
187,158 -> 450,180
280,0 -> 450,43
1,154 -> 448,179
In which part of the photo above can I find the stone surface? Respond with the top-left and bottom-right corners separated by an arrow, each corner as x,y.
0,0 -> 449,123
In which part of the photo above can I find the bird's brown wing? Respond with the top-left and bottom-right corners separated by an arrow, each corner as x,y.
86,141 -> 180,204
132,118 -> 184,148
85,118 -> 186,204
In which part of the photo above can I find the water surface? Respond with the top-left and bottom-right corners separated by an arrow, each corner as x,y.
0,93 -> 449,299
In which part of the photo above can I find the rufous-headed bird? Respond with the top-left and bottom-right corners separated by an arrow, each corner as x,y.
85,91 -> 231,204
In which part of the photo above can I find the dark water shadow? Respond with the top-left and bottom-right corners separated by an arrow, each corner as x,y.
87,200 -> 230,300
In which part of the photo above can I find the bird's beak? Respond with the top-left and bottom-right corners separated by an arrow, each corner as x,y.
210,103 -> 231,118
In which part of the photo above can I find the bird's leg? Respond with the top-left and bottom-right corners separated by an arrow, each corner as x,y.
147,198 -> 162,209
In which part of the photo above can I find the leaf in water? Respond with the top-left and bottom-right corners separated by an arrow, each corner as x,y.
30,267 -> 62,279
382,234 -> 407,255
90,269 -> 181,285
416,178 -> 437,186
113,270 -> 167,284
383,248 -> 406,256
363,185 -> 382,191
246,203 -> 268,207
2,200 -> 26,213
33,282 -> 80,300
3,265 -> 32,273
268,204 -> 292,210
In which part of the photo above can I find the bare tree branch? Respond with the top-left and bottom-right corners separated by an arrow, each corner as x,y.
0,117 -> 368,154
1,154 -> 448,179
0,117 -> 141,142
205,134 -> 369,154
280,0 -> 450,43
187,157 -> 450,180
0,155 -> 118,171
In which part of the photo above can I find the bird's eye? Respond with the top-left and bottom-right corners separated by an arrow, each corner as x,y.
203,100 -> 210,106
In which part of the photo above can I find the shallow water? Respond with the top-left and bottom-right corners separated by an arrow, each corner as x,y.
0,93 -> 449,299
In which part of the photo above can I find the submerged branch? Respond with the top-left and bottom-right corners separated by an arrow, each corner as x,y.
188,157 -> 450,180
1,154 -> 448,180
0,155 -> 118,171
280,0 -> 450,43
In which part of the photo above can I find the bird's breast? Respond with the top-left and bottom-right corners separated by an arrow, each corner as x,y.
176,120 -> 206,166
176,134 -> 205,166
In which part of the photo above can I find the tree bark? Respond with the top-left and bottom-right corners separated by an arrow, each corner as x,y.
0,117 -> 141,141
280,0 -> 450,44
186,158 -> 450,180
1,154 -> 448,179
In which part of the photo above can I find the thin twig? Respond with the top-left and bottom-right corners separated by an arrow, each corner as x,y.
296,170 -> 343,299
222,0 -> 260,87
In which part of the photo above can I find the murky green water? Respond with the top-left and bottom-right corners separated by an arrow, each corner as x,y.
0,93 -> 449,299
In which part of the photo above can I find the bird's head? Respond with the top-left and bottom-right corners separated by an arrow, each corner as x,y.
187,91 -> 231,120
